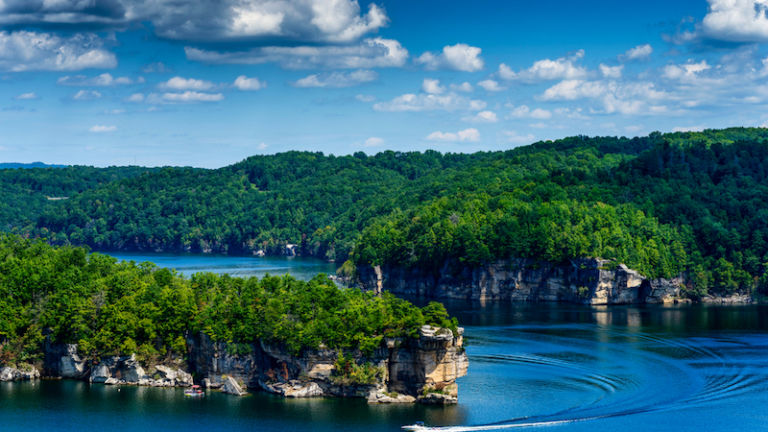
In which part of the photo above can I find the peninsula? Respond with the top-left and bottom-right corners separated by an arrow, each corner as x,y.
0,236 -> 467,404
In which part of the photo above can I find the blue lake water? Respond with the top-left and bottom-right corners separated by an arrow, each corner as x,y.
103,252 -> 338,280
2,254 -> 767,431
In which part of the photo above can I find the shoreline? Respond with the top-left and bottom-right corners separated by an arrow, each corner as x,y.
2,326 -> 468,405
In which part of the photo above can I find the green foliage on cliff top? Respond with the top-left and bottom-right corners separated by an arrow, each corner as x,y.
0,235 -> 454,364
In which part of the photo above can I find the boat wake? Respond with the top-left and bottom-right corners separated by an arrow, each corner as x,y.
405,326 -> 768,431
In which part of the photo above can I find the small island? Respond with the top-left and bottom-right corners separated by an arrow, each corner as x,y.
0,235 -> 467,404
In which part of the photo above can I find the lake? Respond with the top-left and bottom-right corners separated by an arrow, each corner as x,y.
2,254 -> 767,431
103,251 -> 338,280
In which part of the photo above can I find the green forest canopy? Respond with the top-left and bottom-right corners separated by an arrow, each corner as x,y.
3,127 -> 768,297
0,235 -> 456,366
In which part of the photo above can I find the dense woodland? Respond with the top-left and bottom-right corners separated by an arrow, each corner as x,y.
0,235 -> 456,366
2,127 -> 768,298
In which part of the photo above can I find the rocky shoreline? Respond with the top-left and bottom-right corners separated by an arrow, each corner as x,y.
357,258 -> 753,305
1,325 -> 468,405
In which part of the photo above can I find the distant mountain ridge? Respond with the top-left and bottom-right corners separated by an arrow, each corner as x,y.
0,162 -> 67,169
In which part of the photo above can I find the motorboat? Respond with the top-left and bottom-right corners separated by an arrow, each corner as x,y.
184,385 -> 204,397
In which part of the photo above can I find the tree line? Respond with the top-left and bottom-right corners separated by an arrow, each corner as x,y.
3,127 -> 768,297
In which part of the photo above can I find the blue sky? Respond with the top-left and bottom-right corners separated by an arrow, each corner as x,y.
0,0 -> 767,167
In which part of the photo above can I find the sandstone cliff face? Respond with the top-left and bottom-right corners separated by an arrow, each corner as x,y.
185,325 -> 468,404
358,258 -> 684,305
38,325 -> 467,404
388,325 -> 468,404
41,342 -> 193,387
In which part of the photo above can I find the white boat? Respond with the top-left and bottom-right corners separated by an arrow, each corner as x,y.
402,422 -> 427,431
184,385 -> 204,397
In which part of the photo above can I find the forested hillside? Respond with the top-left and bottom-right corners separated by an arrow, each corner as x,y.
0,165 -> 152,232
3,127 -> 768,297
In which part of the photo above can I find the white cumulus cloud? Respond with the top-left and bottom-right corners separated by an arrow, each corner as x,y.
422,78 -> 445,94
463,110 -> 498,123
426,128 -> 480,142
541,79 -> 668,115
500,50 -> 587,82
161,76 -> 215,91
702,0 -> 768,42
663,61 -> 711,80
497,63 -> 516,80
509,105 -> 552,119
416,43 -> 484,72
294,70 -> 377,88
186,37 -> 408,69
73,90 -> 102,100
161,91 -> 224,103
477,79 -> 505,91
58,73 -> 135,86
623,44 -> 653,61
0,1 -> 389,45
126,93 -> 145,103
0,31 -> 116,72
233,75 -> 265,90
373,91 -> 485,112
599,64 -> 623,78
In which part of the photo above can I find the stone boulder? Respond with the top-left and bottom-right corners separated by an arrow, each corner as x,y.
261,380 -> 323,398
417,389 -> 459,405
153,365 -> 193,387
120,355 -> 146,383
702,293 -> 752,304
646,277 -> 683,304
367,391 -> 416,404
0,366 -> 40,381
89,363 -> 112,383
59,345 -> 88,379
220,376 -> 246,396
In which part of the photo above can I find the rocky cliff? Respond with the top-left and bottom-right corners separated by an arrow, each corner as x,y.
185,325 -> 468,404
19,325 -> 467,404
357,258 -> 688,305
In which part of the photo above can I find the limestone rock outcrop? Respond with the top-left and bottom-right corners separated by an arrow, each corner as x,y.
358,257 -> 688,305
87,355 -> 146,385
0,365 -> 40,381
152,365 -> 194,387
186,326 -> 467,403
43,343 -> 88,379
41,325 -> 468,404
220,375 -> 247,396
